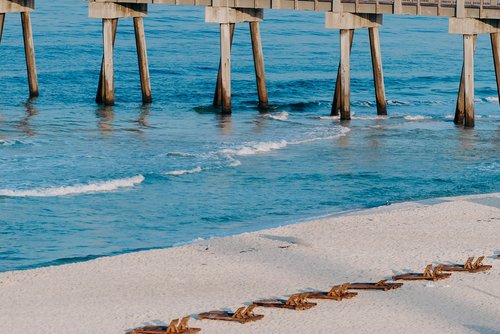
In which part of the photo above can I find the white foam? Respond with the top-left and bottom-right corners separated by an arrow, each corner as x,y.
0,175 -> 145,197
317,116 -> 340,120
223,140 -> 289,156
485,96 -> 499,103
263,112 -> 289,121
220,127 -> 351,159
404,115 -> 432,121
163,167 -> 202,176
387,100 -> 409,106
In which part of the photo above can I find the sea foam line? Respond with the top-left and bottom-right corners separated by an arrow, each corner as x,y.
162,167 -> 203,176
221,127 -> 351,157
0,175 -> 145,197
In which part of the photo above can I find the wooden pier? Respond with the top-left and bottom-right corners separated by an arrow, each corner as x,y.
2,0 -> 500,127
87,0 -> 500,127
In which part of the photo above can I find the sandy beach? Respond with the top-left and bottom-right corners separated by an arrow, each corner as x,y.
1,193 -> 499,334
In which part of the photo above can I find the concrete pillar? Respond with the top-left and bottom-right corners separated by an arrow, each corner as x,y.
490,32 -> 500,107
214,23 -> 234,107
340,29 -> 352,120
206,7 -> 264,113
134,16 -> 152,103
369,27 -> 387,115
21,11 -> 38,98
250,21 -> 268,109
463,34 -> 475,128
220,22 -> 232,113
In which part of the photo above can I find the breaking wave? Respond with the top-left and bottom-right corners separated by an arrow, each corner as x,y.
263,111 -> 289,121
221,127 -> 350,158
404,115 -> 433,121
0,175 -> 145,197
163,167 -> 203,176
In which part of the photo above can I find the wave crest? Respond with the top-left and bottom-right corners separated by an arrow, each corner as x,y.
0,175 -> 145,197
163,167 -> 202,176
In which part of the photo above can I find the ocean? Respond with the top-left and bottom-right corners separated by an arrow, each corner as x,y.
0,1 -> 499,272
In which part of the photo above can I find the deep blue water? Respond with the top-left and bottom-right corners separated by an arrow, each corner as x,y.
0,1 -> 499,272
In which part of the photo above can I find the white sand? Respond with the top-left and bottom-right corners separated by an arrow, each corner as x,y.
1,193 -> 499,334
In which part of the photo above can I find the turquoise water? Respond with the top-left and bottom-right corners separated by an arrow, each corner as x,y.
0,1 -> 499,272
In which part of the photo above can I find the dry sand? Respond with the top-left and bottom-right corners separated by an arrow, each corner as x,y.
1,193 -> 499,334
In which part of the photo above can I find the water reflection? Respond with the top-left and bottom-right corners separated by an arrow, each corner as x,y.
216,114 -> 232,136
96,105 -> 114,135
137,103 -> 151,128
17,99 -> 38,136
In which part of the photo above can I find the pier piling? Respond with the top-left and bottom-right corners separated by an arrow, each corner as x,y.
1,0 -> 38,98
490,32 -> 500,106
220,22 -> 232,113
103,18 -> 115,106
454,35 -> 476,125
206,7 -> 266,113
89,2 -> 150,106
134,17 -> 152,104
340,29 -> 352,120
214,23 -> 235,107
0,13 -> 4,44
332,29 -> 354,116
250,21 -> 268,109
463,34 -> 475,127
21,11 -> 38,98
369,27 -> 387,115
326,13 -> 384,119
449,17 -> 500,127
96,18 -> 117,104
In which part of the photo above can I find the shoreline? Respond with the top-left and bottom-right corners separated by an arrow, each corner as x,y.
7,191 -> 500,274
1,192 -> 499,333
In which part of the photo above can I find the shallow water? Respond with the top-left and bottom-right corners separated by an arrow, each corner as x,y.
0,1 -> 499,272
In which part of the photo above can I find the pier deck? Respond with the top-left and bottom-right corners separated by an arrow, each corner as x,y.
89,0 -> 500,18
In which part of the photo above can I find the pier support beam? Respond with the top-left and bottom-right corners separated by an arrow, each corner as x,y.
369,27 -> 387,115
250,21 -> 268,109
0,13 -> 4,45
463,34 -> 475,127
102,18 -> 115,106
206,7 -> 266,113
134,17 -> 152,104
220,22 -> 232,113
1,0 -> 38,98
332,30 -> 354,116
449,17 -> 500,127
214,23 -> 235,107
96,18 -> 117,104
326,13 -> 384,119
455,35 -> 476,125
21,11 -> 38,98
340,29 -> 352,120
89,2 -> 150,105
490,32 -> 500,106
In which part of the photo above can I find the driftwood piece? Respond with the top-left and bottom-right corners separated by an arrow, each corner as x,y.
253,293 -> 316,310
348,279 -> 403,291
128,317 -> 200,334
306,283 -> 358,300
199,304 -> 264,324
441,256 -> 492,273
392,264 -> 451,281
